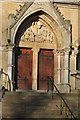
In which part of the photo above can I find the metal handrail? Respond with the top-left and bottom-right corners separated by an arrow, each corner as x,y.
47,78 -> 77,120
2,71 -> 15,83
53,83 -> 77,120
1,70 -> 15,91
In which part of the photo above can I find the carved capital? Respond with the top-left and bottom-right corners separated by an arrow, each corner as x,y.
64,47 -> 70,54
56,49 -> 65,55
74,49 -> 78,55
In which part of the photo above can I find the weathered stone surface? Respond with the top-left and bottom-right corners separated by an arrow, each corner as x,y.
20,20 -> 54,43
0,1 -> 80,92
2,91 -> 78,118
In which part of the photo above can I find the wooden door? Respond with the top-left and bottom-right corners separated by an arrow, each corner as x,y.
38,49 -> 54,90
16,48 -> 32,90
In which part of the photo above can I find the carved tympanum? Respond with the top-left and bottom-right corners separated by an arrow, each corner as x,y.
20,21 -> 54,43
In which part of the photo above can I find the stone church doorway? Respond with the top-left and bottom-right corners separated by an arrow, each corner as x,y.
14,18 -> 56,90
38,49 -> 54,90
15,47 -> 33,90
8,3 -> 71,92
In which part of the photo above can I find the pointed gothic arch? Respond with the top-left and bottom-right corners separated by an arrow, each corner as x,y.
8,2 -> 71,49
7,2 -> 71,91
15,10 -> 58,48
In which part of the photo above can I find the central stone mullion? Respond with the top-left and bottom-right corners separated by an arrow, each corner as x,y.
32,45 -> 39,90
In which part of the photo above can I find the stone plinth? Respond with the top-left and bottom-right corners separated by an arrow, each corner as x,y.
56,83 -> 71,93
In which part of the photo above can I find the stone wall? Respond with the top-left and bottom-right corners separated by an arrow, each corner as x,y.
1,2 -> 24,87
54,3 -> 79,90
56,3 -> 78,44
0,1 -> 79,90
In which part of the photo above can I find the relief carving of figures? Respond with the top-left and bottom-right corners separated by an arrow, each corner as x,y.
20,20 -> 54,43
21,27 -> 35,42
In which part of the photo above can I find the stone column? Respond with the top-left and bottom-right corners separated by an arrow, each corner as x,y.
32,47 -> 39,90
56,50 -> 65,93
54,51 -> 58,85
64,51 -> 69,83
63,50 -> 70,93
61,52 -> 64,83
57,52 -> 61,84
8,47 -> 13,91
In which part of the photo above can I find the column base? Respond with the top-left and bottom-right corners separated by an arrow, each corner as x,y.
75,79 -> 80,90
56,83 -> 71,93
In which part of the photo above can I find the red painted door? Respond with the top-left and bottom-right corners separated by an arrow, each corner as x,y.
17,48 -> 32,90
38,49 -> 54,90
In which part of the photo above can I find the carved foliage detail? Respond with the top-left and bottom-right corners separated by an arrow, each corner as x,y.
21,21 -> 54,43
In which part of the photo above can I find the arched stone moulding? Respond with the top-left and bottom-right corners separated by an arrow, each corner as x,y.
13,11 -> 63,49
15,13 -> 58,49
8,2 -> 71,49
7,2 -> 71,92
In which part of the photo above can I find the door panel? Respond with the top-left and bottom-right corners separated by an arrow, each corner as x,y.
16,48 -> 32,90
38,49 -> 54,90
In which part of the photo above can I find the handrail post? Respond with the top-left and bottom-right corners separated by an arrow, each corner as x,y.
47,76 -> 49,92
71,113 -> 72,120
60,98 -> 63,115
51,79 -> 54,99
65,105 -> 67,118
8,76 -> 11,91
1,71 -> 12,91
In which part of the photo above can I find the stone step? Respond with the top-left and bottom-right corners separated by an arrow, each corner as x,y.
2,109 -> 66,118
2,91 -> 78,119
